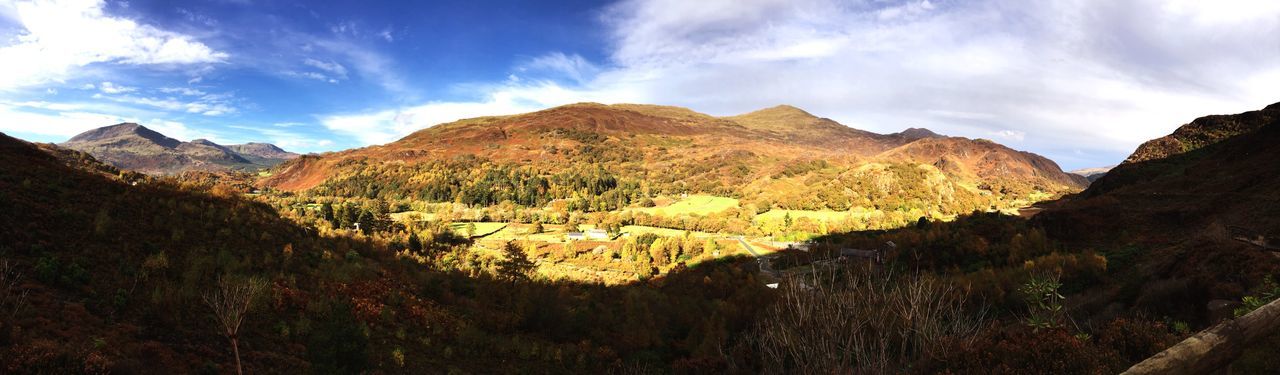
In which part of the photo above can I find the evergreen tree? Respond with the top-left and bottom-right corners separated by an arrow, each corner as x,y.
407,231 -> 422,252
497,241 -> 535,281
320,203 -> 336,229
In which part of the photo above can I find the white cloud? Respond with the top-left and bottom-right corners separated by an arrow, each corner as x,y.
91,91 -> 236,116
519,52 -> 600,84
98,81 -> 135,94
303,58 -> 348,77
311,38 -> 404,92
158,86 -> 206,96
145,119 -> 213,141
0,102 -> 130,138
0,0 -> 228,90
990,129 -> 1025,142
283,70 -> 337,84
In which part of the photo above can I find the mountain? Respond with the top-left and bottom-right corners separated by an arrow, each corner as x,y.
226,142 -> 301,164
60,123 -> 298,175
1036,101 -> 1280,321
1125,103 -> 1279,164
1069,165 -> 1116,183
262,103 -> 1085,215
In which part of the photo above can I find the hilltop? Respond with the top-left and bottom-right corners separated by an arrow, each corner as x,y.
60,123 -> 298,175
262,103 -> 1084,217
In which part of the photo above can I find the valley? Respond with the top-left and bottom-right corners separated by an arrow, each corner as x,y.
2,1 -> 1277,373
2,100 -> 1279,373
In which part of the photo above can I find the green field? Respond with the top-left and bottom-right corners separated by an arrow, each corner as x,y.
755,209 -> 866,223
389,211 -> 436,222
634,195 -> 739,217
484,223 -> 574,242
449,222 -> 507,238
620,225 -> 719,238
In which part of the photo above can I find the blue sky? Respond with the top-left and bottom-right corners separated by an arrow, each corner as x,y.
0,0 -> 1278,170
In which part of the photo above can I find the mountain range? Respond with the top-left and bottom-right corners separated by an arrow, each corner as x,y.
59,123 -> 298,175
260,103 -> 1085,214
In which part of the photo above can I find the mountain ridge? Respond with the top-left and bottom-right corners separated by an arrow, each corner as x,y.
60,123 -> 298,175
261,103 -> 1085,214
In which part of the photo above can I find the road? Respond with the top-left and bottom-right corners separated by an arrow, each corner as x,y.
737,236 -> 781,278
736,236 -> 762,257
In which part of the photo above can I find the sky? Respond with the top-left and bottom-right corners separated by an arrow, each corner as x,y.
0,0 -> 1277,170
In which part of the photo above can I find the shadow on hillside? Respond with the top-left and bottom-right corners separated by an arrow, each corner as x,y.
5,123 -> 1280,373
784,121 -> 1280,333
1,132 -> 786,373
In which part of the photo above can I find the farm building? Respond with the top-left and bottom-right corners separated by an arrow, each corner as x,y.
566,232 -> 585,241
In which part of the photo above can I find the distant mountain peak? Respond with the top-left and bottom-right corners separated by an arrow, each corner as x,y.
724,105 -> 824,131
894,127 -> 943,141
1069,165 -> 1116,183
745,104 -> 816,118
227,142 -> 300,161
60,123 -> 297,174
66,122 -> 181,149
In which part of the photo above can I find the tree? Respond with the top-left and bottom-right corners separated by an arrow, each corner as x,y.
703,239 -> 720,258
407,231 -> 423,252
1,260 -> 29,345
566,214 -> 582,232
465,222 -> 478,237
528,221 -> 544,235
320,203 -> 336,228
203,276 -> 268,375
497,241 -> 535,281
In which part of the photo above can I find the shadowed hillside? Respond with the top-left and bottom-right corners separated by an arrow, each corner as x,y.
0,132 -> 775,373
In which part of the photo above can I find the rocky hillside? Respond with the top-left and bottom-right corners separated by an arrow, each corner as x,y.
1124,103 -> 1280,164
226,142 -> 300,163
261,103 -> 1085,214
60,123 -> 298,175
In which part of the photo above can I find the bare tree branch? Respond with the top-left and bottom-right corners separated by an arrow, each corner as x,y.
202,275 -> 267,375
